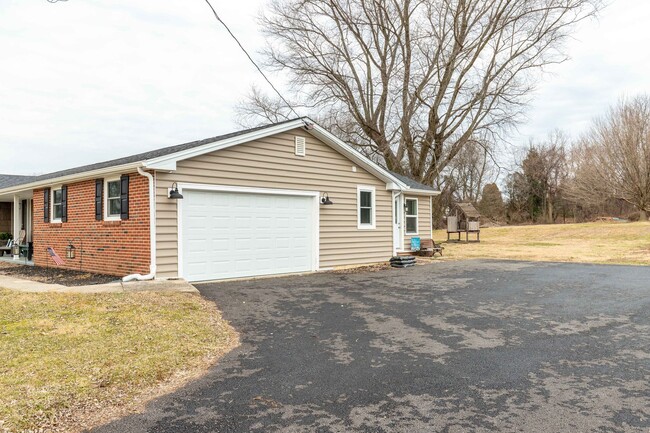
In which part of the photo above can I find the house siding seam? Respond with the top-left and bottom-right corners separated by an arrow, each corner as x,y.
155,128 -> 394,278
32,173 -> 150,276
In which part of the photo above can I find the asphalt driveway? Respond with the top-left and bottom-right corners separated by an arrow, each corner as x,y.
93,260 -> 650,432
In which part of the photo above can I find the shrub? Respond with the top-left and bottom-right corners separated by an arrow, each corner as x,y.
628,212 -> 640,222
0,232 -> 13,241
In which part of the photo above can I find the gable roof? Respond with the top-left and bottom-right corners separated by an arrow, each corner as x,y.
0,118 -> 439,195
456,202 -> 481,218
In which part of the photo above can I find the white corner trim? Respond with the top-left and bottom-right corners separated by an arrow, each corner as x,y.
357,185 -> 376,230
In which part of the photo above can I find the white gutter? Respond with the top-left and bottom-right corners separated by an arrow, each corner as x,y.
123,167 -> 156,282
0,162 -> 143,196
405,188 -> 441,196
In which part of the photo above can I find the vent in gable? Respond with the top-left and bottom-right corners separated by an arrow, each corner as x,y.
294,136 -> 306,156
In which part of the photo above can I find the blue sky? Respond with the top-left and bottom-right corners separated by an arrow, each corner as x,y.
1,0 -> 649,175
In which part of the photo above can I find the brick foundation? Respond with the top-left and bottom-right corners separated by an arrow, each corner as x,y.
32,173 -> 150,277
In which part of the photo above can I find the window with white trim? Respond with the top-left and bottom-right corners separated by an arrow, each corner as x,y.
52,187 -> 63,222
357,186 -> 376,229
105,178 -> 121,219
405,198 -> 418,235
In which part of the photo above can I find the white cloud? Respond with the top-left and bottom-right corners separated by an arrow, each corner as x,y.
0,0 -> 268,174
517,0 -> 650,144
1,0 -> 649,175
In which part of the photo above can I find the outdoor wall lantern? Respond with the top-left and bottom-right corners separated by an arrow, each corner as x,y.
168,182 -> 184,200
66,243 -> 76,260
320,193 -> 333,205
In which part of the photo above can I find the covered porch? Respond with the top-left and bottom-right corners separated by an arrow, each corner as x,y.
0,190 -> 34,263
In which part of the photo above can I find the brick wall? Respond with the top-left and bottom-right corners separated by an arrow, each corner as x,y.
32,173 -> 151,276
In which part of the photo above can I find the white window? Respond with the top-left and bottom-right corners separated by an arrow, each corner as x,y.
51,186 -> 63,222
405,198 -> 418,235
357,185 -> 376,229
105,178 -> 121,220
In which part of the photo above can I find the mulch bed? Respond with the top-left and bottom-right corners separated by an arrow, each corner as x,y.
0,262 -> 118,287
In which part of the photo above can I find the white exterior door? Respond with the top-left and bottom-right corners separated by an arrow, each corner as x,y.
180,189 -> 317,282
393,193 -> 402,254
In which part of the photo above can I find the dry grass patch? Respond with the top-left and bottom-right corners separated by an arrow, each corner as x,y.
433,221 -> 650,265
0,290 -> 238,433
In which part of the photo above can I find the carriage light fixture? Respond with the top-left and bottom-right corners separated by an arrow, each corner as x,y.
66,243 -> 76,259
320,193 -> 333,205
168,182 -> 184,200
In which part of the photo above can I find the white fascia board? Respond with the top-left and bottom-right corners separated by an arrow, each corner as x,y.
142,119 -> 307,170
405,188 -> 441,196
0,162 -> 143,196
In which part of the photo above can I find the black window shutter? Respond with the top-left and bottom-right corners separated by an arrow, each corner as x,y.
43,188 -> 50,223
61,185 -> 68,223
120,174 -> 129,220
95,179 -> 103,221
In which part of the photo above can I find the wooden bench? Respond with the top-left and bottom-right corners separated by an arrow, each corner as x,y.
419,239 -> 443,257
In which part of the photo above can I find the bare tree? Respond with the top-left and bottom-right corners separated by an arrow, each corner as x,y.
569,96 -> 650,221
444,139 -> 498,203
240,0 -> 600,185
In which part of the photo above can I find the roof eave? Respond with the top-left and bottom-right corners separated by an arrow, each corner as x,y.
404,188 -> 440,196
0,161 -> 144,196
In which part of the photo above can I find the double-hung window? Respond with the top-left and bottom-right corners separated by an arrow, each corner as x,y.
357,186 -> 376,229
52,187 -> 63,222
105,178 -> 121,220
405,198 -> 418,235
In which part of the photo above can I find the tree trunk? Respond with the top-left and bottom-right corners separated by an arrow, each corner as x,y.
640,209 -> 648,221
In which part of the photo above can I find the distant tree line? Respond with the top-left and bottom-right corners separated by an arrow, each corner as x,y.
435,96 -> 650,225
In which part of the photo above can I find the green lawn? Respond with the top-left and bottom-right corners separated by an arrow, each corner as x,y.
0,290 -> 238,432
433,221 -> 650,266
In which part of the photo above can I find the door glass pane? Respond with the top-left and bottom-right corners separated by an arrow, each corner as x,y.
394,199 -> 398,224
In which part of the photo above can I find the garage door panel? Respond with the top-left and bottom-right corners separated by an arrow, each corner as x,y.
181,190 -> 315,281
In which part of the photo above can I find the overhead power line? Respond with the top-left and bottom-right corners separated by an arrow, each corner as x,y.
202,0 -> 305,123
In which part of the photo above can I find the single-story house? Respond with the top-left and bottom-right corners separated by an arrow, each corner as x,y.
0,118 -> 439,282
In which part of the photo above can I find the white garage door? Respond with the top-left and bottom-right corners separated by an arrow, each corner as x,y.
181,189 -> 316,282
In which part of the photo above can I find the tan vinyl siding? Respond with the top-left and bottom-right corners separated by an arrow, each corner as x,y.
403,195 -> 432,250
155,129 -> 393,278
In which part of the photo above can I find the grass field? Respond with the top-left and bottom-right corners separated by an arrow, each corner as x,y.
0,290 -> 238,433
433,221 -> 650,266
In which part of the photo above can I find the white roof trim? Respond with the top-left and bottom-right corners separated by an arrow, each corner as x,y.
143,117 -> 438,194
0,162 -> 142,196
142,120 -> 308,172
0,118 -> 440,196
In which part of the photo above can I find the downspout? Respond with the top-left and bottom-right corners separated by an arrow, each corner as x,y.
123,167 -> 156,282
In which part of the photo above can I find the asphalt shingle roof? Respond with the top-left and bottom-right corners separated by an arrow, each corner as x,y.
0,174 -> 38,190
388,171 -> 437,191
1,118 -> 436,193
1,118 -> 304,190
